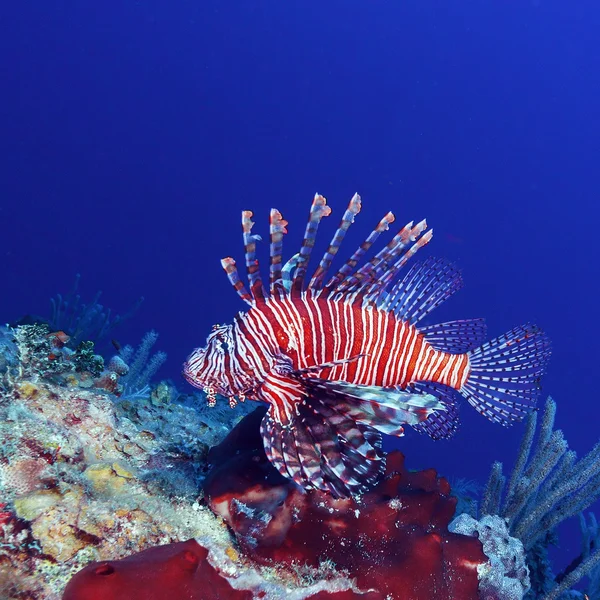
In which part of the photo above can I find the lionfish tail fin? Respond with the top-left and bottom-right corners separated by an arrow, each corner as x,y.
460,323 -> 552,425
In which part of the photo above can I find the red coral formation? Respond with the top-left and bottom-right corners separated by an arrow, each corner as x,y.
63,408 -> 487,600
0,502 -> 12,526
62,539 -> 253,600
204,407 -> 487,600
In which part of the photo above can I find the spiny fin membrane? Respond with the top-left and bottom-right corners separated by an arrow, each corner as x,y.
461,323 -> 551,425
300,378 -> 445,437
407,381 -> 462,440
260,399 -> 384,498
420,318 -> 487,354
378,257 -> 463,324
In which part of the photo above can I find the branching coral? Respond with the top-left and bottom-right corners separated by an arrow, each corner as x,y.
118,331 -> 167,399
481,396 -> 600,598
49,273 -> 144,346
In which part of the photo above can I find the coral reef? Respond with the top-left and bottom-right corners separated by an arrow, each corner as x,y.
0,326 -> 250,599
202,407 -> 488,599
8,322 -> 589,599
449,513 -> 530,598
481,397 -> 600,599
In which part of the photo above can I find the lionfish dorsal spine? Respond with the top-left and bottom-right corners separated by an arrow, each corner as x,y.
291,193 -> 332,294
308,192 -> 362,290
269,208 -> 288,294
322,210 -> 395,293
281,253 -> 302,294
375,224 -> 433,290
220,257 -> 254,306
242,210 -> 266,300
222,193 -> 433,310
338,219 -> 429,297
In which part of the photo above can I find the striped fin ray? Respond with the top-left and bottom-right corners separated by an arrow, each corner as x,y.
289,419 -> 328,490
334,219 -> 431,300
259,384 -> 385,497
299,400 -> 385,496
220,258 -> 253,306
363,224 -> 434,301
305,397 -> 383,462
281,253 -> 302,293
309,193 -> 362,290
378,257 -> 463,324
407,381 -> 462,440
291,194 -> 332,294
323,211 -> 395,294
461,324 -> 552,425
301,378 -> 445,437
269,209 -> 288,294
260,414 -> 293,479
242,210 -> 265,299
420,318 -> 487,353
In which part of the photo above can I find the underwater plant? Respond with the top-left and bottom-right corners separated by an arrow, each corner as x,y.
49,274 -> 144,347
481,396 -> 600,598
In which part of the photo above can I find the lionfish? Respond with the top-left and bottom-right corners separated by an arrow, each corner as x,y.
184,193 -> 550,497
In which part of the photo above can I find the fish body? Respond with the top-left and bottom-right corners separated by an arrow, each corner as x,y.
184,193 -> 550,497
235,296 -> 470,404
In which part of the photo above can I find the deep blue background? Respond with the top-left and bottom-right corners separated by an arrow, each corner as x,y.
1,0 -> 598,578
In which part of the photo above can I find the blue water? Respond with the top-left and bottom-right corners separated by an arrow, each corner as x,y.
2,0 -> 598,581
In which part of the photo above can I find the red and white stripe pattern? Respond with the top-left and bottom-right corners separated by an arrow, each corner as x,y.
233,293 -> 471,409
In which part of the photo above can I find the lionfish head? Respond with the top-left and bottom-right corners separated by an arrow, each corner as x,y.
183,323 -> 252,407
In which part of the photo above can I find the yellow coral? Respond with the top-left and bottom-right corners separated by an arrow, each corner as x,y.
14,489 -> 62,521
16,381 -> 39,399
225,545 -> 240,562
83,463 -> 134,495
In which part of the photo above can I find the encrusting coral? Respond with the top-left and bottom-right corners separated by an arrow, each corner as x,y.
0,325 -> 250,599
63,407 -> 532,600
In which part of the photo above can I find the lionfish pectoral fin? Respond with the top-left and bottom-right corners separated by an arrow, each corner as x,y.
258,371 -> 385,497
300,397 -> 385,497
301,378 -> 445,437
